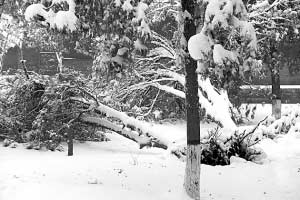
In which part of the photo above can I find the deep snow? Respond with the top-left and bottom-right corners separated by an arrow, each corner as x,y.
1,104 -> 300,200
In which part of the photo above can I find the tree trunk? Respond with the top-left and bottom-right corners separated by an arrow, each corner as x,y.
185,145 -> 201,199
67,130 -> 73,156
181,0 -> 202,199
0,0 -> 4,17
19,42 -> 30,80
271,66 -> 281,119
56,52 -> 63,73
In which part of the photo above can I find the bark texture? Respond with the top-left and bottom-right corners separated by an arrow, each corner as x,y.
184,144 -> 201,200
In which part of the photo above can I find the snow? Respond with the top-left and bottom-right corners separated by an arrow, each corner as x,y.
205,0 -> 233,29
24,4 -> 48,21
0,75 -> 15,96
187,32 -> 212,61
188,0 -> 257,72
251,0 -> 269,10
138,19 -> 151,37
2,109 -> 300,200
135,2 -> 148,21
114,0 -> 121,7
149,47 -> 175,59
213,44 -> 238,65
154,70 -> 236,129
241,85 -> 300,89
24,0 -> 78,32
231,0 -> 247,20
49,11 -> 78,31
0,133 -> 191,200
134,39 -> 147,51
122,0 -> 134,12
198,76 -> 236,130
235,20 -> 257,50
200,103 -> 300,199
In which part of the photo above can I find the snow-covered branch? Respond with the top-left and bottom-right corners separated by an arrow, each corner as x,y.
24,1 -> 78,32
71,97 -> 170,149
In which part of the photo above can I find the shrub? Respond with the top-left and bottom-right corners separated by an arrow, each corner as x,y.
0,71 -> 106,150
201,127 -> 265,166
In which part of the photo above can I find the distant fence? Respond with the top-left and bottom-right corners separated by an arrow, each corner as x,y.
240,85 -> 300,104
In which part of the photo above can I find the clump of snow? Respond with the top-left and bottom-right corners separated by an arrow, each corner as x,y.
213,44 -> 238,65
231,0 -> 248,19
135,2 -> 148,21
205,0 -> 233,29
138,19 -> 151,37
50,11 -> 78,31
134,39 -> 147,51
24,4 -> 47,21
114,0 -> 121,7
235,20 -> 257,50
24,0 -> 78,32
188,32 -> 212,61
122,0 -> 134,12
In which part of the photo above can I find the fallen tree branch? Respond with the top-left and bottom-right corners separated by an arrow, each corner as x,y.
69,97 -> 169,148
80,114 -> 167,149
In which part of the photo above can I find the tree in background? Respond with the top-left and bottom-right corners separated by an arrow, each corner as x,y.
0,0 -> 4,17
248,0 -> 300,119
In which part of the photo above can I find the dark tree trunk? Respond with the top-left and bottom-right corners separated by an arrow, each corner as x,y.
182,1 -> 200,146
19,42 -> 30,80
67,130 -> 73,156
181,0 -> 202,199
0,0 -> 4,17
271,65 -> 281,119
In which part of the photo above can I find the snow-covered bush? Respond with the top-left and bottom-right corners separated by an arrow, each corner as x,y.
259,113 -> 299,139
201,127 -> 265,166
0,71 -> 107,150
188,0 -> 261,108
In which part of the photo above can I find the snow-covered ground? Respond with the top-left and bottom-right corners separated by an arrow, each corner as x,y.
0,133 -> 189,200
1,104 -> 300,200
